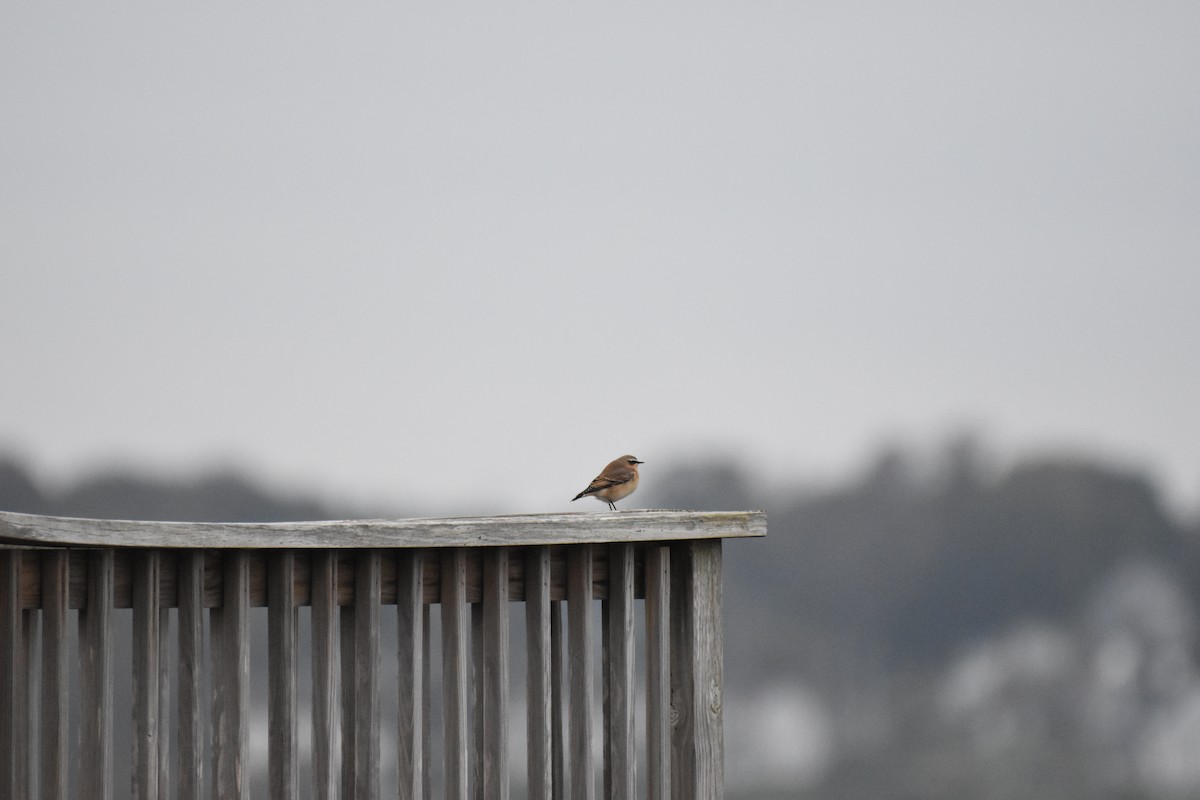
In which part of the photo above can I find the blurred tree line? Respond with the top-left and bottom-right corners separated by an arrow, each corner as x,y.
2,439 -> 1196,682
642,438 -> 1194,682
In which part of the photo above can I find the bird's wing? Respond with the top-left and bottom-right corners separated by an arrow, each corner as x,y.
572,468 -> 636,499
595,468 -> 636,487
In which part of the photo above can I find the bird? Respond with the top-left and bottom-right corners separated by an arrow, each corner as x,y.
571,455 -> 644,511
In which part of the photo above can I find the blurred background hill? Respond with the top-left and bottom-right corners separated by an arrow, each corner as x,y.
4,440 -> 1198,799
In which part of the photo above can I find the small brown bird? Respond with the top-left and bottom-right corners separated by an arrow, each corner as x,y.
571,455 -> 644,510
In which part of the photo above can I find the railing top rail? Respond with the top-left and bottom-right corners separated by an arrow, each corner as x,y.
0,508 -> 766,549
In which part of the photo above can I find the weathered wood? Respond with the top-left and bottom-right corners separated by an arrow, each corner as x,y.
524,549 -> 552,800
550,599 -> 567,800
340,601 -> 355,800
132,551 -> 162,800
422,603 -> 433,800
441,549 -> 469,800
568,545 -> 594,800
24,542 -> 646,609
268,551 -> 299,800
0,509 -> 766,549
482,548 -> 510,800
0,550 -> 20,800
606,544 -> 636,800
21,605 -> 39,800
40,550 -> 69,800
397,551 -> 425,800
0,512 -> 754,800
670,541 -> 724,800
80,549 -> 114,800
158,602 -> 171,800
471,601 -> 484,800
310,552 -> 341,800
178,551 -> 205,800
644,546 -> 671,800
602,594 -> 610,800
213,551 -> 250,800
353,551 -> 381,800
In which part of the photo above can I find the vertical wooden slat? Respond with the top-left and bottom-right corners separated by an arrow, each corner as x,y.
524,548 -> 552,800
158,602 -> 171,800
21,604 -> 40,800
606,544 -> 636,800
80,549 -> 114,800
178,552 -> 205,800
132,551 -> 161,800
670,541 -> 724,800
311,552 -> 341,800
441,549 -> 469,800
354,551 -> 381,800
269,551 -> 299,800
601,595 -> 610,800
213,551 -> 250,800
0,550 -> 21,800
668,545 -> 686,800
471,601 -> 483,800
482,548 -> 509,800
422,604 -> 433,800
397,551 -> 425,800
693,540 -> 725,800
340,600 -> 356,800
567,545 -> 594,800
550,599 -> 567,800
644,546 -> 670,800
41,550 -> 70,800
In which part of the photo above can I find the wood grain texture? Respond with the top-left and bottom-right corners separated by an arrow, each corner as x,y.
310,552 -> 341,800
397,551 -> 425,800
422,604 -> 433,800
1,512 -> 752,799
268,552 -> 299,800
670,541 -> 724,800
0,509 -> 766,549
21,606 -> 38,800
427,604 -> 436,800
441,549 -> 469,800
40,550 -> 69,800
339,603 -> 355,800
606,544 -> 636,800
644,546 -> 671,800
158,602 -> 171,800
482,548 -> 510,800
178,552 -> 205,800
353,551 -> 381,800
471,602 -> 483,800
213,552 -> 250,800
524,549 -> 552,800
550,599 -> 567,800
132,551 -> 162,800
0,551 -> 19,800
567,546 -> 594,800
80,550 -> 114,800
17,540 -> 697,610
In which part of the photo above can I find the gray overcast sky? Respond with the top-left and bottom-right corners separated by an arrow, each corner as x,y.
2,4 -> 1198,515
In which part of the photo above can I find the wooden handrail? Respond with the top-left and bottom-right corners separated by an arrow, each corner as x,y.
0,510 -> 764,800
0,509 -> 766,548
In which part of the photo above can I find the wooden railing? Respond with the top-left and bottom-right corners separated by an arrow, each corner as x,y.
0,509 -> 765,800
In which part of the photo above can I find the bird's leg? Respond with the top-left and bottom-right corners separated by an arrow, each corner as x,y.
607,500 -> 616,511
